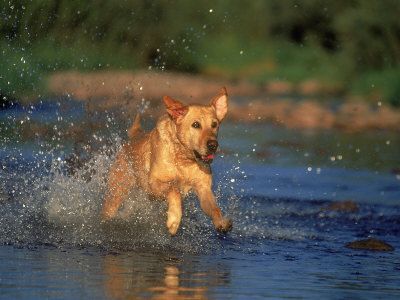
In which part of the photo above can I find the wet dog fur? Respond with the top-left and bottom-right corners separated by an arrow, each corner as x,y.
101,88 -> 232,235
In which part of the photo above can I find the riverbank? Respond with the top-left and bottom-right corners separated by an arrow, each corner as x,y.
46,70 -> 400,132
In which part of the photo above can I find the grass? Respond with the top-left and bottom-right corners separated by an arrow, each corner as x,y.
0,42 -> 43,99
349,68 -> 400,106
192,35 -> 344,84
0,40 -> 137,100
1,37 -> 400,107
30,40 -> 137,72
189,35 -> 400,106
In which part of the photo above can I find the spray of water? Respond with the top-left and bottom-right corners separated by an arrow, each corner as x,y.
0,100 -> 321,253
0,140 -> 234,253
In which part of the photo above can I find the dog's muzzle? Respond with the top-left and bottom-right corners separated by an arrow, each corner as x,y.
194,150 -> 215,164
193,140 -> 218,164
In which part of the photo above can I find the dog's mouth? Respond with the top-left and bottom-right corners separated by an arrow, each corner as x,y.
194,150 -> 215,164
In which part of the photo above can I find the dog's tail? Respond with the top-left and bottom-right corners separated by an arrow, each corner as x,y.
127,113 -> 142,139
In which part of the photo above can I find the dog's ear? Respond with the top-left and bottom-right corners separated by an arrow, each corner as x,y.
163,96 -> 188,121
211,87 -> 228,121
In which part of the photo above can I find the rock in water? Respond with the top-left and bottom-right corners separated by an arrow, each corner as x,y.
346,238 -> 395,251
323,200 -> 359,213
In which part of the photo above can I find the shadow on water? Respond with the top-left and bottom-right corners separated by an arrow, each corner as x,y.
1,98 -> 400,298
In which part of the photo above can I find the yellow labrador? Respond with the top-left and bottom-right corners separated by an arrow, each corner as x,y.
102,88 -> 232,235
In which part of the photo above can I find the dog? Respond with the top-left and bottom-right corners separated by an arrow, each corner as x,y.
101,87 -> 232,235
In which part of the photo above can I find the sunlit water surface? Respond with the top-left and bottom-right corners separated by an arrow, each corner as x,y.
0,99 -> 399,299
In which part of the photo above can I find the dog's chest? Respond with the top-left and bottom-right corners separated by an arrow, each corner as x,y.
147,162 -> 200,194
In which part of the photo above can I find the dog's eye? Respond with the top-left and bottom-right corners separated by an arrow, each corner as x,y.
211,121 -> 218,128
192,121 -> 201,129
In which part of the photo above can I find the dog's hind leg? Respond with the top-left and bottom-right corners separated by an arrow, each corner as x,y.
101,153 -> 135,220
166,188 -> 182,235
127,114 -> 142,139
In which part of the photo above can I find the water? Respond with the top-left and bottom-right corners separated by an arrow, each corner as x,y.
0,99 -> 399,299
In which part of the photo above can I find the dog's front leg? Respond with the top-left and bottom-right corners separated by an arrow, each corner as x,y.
195,184 -> 232,233
166,188 -> 182,236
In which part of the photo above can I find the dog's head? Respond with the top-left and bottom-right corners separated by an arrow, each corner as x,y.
163,87 -> 228,164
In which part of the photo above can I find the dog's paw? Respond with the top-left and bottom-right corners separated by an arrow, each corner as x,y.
167,217 -> 181,236
168,222 -> 179,236
100,213 -> 113,223
215,218 -> 233,233
101,205 -> 118,221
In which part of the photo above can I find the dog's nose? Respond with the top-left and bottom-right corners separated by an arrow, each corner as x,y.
207,140 -> 218,153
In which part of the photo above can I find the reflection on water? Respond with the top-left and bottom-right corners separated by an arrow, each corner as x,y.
103,253 -> 229,300
0,246 -> 230,299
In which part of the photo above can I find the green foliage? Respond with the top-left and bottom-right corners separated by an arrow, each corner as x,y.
0,0 -> 400,104
0,39 -> 137,98
351,68 -> 400,106
0,41 -> 43,98
334,0 -> 400,71
30,40 -> 137,72
192,35 -> 343,84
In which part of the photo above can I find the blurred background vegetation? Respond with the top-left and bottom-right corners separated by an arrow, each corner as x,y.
1,0 -> 400,105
